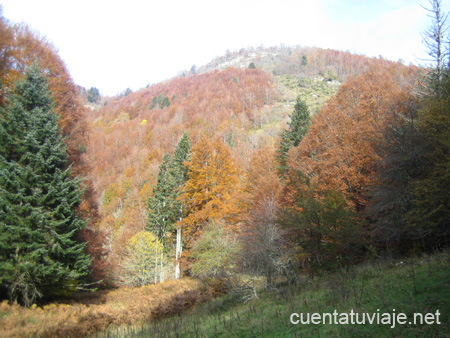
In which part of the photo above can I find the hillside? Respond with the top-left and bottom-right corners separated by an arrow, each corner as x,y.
2,1 -> 450,336
80,46 -> 420,284
104,253 -> 450,338
2,11 -> 450,336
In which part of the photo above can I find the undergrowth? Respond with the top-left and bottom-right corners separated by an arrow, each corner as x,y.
0,278 -> 213,338
1,253 -> 449,337
101,252 -> 450,337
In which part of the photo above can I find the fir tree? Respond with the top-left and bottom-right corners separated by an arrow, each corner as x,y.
169,131 -> 191,221
0,66 -> 91,306
147,132 -> 191,244
146,132 -> 190,279
147,153 -> 173,242
276,96 -> 311,180
168,131 -> 190,279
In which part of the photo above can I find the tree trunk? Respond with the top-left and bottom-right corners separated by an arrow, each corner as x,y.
175,227 -> 182,279
160,250 -> 164,282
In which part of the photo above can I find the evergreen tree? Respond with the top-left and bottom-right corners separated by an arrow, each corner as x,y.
301,55 -> 308,66
147,153 -> 173,242
146,132 -> 190,279
147,132 -> 190,244
168,131 -> 190,278
404,69 -> 450,248
169,131 -> 191,220
276,96 -> 311,180
0,66 -> 91,306
87,87 -> 100,103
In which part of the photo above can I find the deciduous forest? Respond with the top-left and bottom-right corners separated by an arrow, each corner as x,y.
1,1 -> 450,337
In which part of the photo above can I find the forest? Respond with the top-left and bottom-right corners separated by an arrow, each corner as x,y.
0,1 -> 450,337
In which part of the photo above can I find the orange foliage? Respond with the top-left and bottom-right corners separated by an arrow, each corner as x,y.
83,68 -> 275,271
1,24 -> 88,166
179,136 -> 245,248
0,278 -> 212,338
0,15 -> 106,281
287,64 -> 418,209
245,145 -> 283,210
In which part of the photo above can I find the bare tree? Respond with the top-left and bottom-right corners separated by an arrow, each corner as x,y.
421,0 -> 449,79
239,197 -> 295,287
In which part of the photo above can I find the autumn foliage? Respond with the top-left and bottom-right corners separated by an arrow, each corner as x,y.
179,136 -> 245,247
0,278 -> 212,338
2,5 -> 439,303
287,65 -> 418,210
82,67 -> 275,281
0,14 -> 105,283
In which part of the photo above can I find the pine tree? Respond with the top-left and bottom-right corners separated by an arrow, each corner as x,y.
146,132 -> 190,279
87,87 -> 100,103
147,153 -> 173,242
0,66 -> 91,306
169,131 -> 191,221
168,131 -> 190,279
276,96 -> 311,180
147,132 -> 191,244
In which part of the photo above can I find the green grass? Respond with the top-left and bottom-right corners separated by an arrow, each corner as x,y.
276,74 -> 340,114
99,253 -> 450,337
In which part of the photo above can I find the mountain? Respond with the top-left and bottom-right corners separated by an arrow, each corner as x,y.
80,46 -> 418,283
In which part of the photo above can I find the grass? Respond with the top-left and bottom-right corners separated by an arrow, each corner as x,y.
0,278 -> 213,338
101,252 -> 450,337
1,253 -> 448,337
276,74 -> 340,114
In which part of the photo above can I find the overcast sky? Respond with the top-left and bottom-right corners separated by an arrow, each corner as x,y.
1,0 -> 445,96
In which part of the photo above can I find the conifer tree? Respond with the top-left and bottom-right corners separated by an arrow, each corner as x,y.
146,132 -> 190,279
169,131 -> 191,222
169,131 -> 190,278
147,132 -> 191,244
147,153 -> 172,242
0,66 -> 91,306
276,96 -> 311,180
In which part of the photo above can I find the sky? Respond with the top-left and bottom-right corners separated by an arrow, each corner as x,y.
1,0 -> 446,96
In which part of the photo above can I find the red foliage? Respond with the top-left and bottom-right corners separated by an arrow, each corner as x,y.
83,68 -> 276,273
287,64 -> 419,210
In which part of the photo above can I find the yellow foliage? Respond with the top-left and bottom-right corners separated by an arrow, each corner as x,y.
179,136 -> 245,247
120,231 -> 164,286
127,231 -> 162,255
139,181 -> 153,206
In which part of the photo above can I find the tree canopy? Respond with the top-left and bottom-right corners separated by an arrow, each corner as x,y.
0,66 -> 91,306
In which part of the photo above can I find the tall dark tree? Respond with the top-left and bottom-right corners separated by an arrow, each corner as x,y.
367,96 -> 427,251
405,70 -> 450,248
368,2 -> 450,252
276,96 -> 311,180
146,153 -> 172,242
146,132 -> 190,279
169,131 -> 191,215
147,132 -> 190,244
0,66 -> 91,306
87,87 -> 100,103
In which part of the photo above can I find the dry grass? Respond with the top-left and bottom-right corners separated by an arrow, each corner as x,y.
0,278 -> 213,338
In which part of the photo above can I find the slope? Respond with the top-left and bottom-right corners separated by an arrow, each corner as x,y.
82,47 -> 418,284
